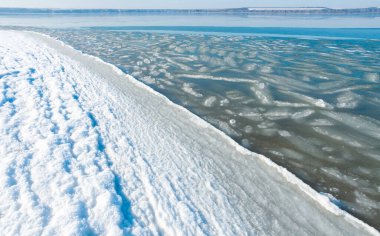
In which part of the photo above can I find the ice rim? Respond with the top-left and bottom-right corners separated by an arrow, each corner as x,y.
11,30 -> 380,235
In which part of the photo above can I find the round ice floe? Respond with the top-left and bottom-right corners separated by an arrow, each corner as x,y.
258,121 -> 275,129
149,70 -> 160,77
322,146 -> 334,152
229,119 -> 236,126
365,72 -> 379,83
315,99 -> 329,108
278,130 -> 291,137
131,71 -> 142,77
310,119 -> 334,126
291,109 -> 315,120
244,125 -> 254,134
226,90 -> 245,100
163,80 -> 174,86
220,98 -> 229,106
158,68 -> 167,73
319,75 -> 329,80
243,63 -> 257,71
239,111 -> 263,122
258,83 -> 265,89
336,92 -> 361,109
302,76 -> 311,82
260,65 -> 273,74
264,108 -> 290,120
182,83 -> 203,97
203,96 -> 217,107
225,109 -> 234,115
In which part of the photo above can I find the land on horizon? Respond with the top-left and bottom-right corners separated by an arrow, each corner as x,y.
0,6 -> 380,15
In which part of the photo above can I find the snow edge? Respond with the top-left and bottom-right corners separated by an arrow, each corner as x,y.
17,30 -> 380,235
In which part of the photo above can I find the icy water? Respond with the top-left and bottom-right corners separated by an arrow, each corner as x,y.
1,13 -> 380,230
39,28 -> 380,229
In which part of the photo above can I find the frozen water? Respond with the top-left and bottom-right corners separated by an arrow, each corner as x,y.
250,83 -> 273,104
365,73 -> 379,83
336,92 -> 362,109
23,28 -> 380,230
264,108 -> 291,120
5,30 -> 380,235
182,83 -> 203,97
203,96 -> 217,107
278,130 -> 291,137
291,109 -> 315,119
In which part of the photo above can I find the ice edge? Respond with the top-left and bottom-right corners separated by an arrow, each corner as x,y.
21,30 -> 379,235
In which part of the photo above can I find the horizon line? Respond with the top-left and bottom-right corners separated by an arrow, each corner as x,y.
1,6 -> 379,11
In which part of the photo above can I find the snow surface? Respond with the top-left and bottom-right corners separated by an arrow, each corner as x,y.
0,30 -> 378,235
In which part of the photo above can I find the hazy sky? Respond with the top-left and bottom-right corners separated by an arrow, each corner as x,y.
0,0 -> 379,9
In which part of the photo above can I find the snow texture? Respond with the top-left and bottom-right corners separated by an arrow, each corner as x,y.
0,30 -> 378,236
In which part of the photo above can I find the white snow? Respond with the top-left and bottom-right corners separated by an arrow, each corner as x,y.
0,30 -> 378,236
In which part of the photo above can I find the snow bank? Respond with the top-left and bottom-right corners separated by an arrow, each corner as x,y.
0,30 -> 378,235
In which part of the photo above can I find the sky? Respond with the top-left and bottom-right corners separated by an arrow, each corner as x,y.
0,0 -> 379,9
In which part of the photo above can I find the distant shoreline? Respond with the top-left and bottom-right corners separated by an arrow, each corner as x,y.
0,7 -> 380,15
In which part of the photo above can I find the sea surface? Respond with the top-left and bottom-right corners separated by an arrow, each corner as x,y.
1,13 -> 380,229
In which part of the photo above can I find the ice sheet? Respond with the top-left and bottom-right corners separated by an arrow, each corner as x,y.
0,30 -> 378,235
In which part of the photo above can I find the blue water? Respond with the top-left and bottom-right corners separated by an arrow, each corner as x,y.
89,26 -> 380,39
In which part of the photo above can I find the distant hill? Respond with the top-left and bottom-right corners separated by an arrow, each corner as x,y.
0,7 -> 379,15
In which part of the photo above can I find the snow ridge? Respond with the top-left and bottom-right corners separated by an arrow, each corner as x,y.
0,30 -> 378,235
0,33 -> 127,235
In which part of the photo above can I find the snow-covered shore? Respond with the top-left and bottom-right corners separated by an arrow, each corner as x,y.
0,30 -> 377,235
